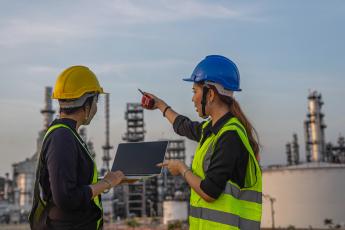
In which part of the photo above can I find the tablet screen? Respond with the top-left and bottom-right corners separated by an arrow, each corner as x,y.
111,141 -> 168,175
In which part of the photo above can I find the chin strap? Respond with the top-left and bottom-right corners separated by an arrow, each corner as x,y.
201,86 -> 210,118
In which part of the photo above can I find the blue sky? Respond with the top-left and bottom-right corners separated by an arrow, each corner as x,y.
0,0 -> 344,176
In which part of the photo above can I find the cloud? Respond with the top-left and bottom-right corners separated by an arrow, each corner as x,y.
0,19 -> 83,47
20,58 -> 188,80
27,65 -> 61,76
102,0 -> 243,23
0,0 -> 261,46
93,58 -> 188,76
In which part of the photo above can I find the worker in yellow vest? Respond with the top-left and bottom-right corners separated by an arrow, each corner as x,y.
143,55 -> 262,229
29,66 -> 125,229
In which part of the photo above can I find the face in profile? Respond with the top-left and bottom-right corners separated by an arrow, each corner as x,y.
84,96 -> 98,125
192,83 -> 204,118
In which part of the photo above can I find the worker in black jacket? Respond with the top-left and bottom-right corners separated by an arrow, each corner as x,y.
29,66 -> 124,230
141,55 -> 262,229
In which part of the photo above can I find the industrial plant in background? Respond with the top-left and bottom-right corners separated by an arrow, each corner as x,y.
0,87 -> 97,224
2,86 -> 344,228
0,87 -> 190,225
112,103 -> 189,222
285,91 -> 345,165
262,90 -> 345,229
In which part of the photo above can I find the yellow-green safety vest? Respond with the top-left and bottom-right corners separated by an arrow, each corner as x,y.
189,117 -> 262,230
36,124 -> 103,229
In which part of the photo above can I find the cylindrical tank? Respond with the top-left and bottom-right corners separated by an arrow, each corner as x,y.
163,201 -> 188,224
4,173 -> 10,200
307,91 -> 326,162
101,189 -> 114,223
16,172 -> 34,211
41,86 -> 54,130
309,97 -> 321,161
262,163 -> 345,229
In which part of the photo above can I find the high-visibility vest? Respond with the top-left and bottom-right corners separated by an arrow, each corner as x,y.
29,124 -> 103,229
189,117 -> 262,230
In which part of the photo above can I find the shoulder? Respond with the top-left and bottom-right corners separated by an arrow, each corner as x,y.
44,127 -> 79,159
46,126 -> 77,143
215,130 -> 248,156
217,130 -> 241,143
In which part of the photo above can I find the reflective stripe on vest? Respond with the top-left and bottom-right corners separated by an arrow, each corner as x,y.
43,124 -> 103,229
189,117 -> 262,230
190,206 -> 261,229
224,182 -> 262,204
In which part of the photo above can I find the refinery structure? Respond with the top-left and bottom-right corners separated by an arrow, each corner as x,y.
0,87 -> 189,225
112,102 -> 189,221
262,91 -> 345,229
0,87 -> 344,229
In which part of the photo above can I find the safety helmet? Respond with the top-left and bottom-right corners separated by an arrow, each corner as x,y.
183,55 -> 241,91
52,65 -> 104,100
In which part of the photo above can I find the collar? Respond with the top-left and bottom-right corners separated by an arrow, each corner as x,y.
209,112 -> 234,135
51,118 -> 78,130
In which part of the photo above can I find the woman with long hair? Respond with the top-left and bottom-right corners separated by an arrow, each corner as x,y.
143,55 -> 262,229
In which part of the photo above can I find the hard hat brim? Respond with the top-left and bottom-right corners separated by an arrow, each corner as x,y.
182,78 -> 194,82
182,76 -> 204,83
58,93 -> 97,109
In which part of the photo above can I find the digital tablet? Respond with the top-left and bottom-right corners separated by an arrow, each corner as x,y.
111,141 -> 168,179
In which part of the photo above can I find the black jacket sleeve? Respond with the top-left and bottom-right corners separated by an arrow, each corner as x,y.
200,130 -> 249,199
45,128 -> 93,211
173,115 -> 205,142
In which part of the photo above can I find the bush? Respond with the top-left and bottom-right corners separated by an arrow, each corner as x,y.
126,218 -> 141,228
168,220 -> 183,230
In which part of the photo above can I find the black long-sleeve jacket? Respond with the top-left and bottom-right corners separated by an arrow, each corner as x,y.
39,118 -> 101,229
172,112 -> 249,199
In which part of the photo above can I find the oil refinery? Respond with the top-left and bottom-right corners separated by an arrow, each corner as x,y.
0,87 -> 190,228
262,91 -> 345,229
0,88 -> 344,229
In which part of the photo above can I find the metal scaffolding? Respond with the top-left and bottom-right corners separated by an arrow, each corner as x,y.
122,103 -> 145,143
115,103 -> 147,218
325,136 -> 345,163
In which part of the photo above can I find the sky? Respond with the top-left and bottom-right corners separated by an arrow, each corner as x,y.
0,0 -> 344,177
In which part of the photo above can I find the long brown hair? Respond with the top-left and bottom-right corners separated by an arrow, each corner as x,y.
208,85 -> 260,159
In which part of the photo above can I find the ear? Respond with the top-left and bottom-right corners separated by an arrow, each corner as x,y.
83,103 -> 90,113
208,88 -> 215,103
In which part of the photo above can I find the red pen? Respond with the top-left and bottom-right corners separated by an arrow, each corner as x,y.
138,88 -> 145,95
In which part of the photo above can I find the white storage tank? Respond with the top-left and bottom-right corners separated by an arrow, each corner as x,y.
262,163 -> 345,229
101,189 -> 114,223
163,201 -> 188,224
13,158 -> 37,212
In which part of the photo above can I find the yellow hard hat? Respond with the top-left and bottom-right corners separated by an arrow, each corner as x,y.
52,65 -> 105,100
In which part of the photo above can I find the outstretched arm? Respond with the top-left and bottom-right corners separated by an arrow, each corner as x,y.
142,92 -> 204,142
143,92 -> 178,125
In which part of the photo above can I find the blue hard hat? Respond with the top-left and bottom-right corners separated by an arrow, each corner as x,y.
183,55 -> 241,91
